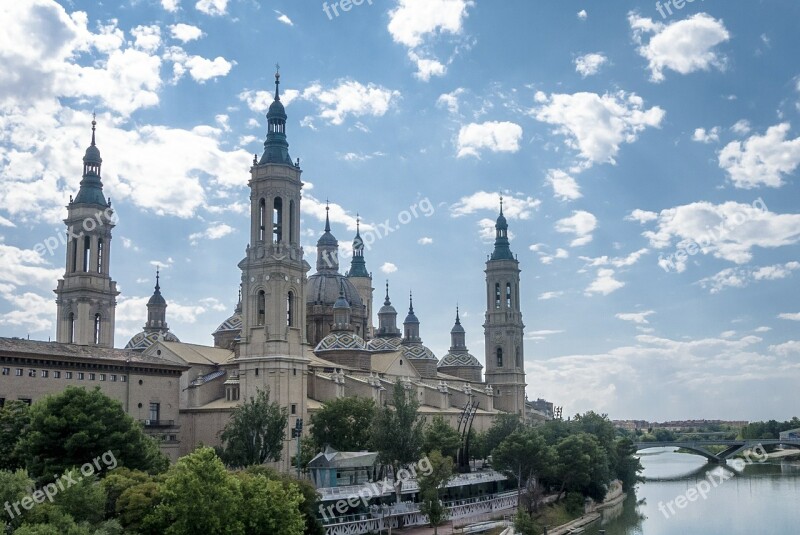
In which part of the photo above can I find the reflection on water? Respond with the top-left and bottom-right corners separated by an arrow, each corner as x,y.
581,448 -> 800,535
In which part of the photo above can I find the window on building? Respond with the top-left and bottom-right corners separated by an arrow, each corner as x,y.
120,376 -> 127,383
65,372 -> 73,379
149,402 -> 160,423
506,283 -> 512,308
94,314 -> 101,344
83,235 -> 91,272
1,367 -> 9,375
110,374 -> 117,382
18,398 -> 32,406
0,398 -> 4,408
77,372 -> 84,380
287,291 -> 294,327
71,238 -> 78,272
15,369 -> 22,377
258,198 -> 266,241
257,291 -> 266,326
496,348 -> 503,367
68,313 -> 75,344
273,197 -> 283,243
289,200 -> 295,243
495,283 -> 501,309
41,370 -> 48,378
89,373 -> 96,381
291,404 -> 296,415
97,238 -> 104,273
99,374 -> 106,381
28,369 -> 36,377
54,371 -> 61,379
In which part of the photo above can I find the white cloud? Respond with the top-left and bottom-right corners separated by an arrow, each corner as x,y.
692,126 -> 720,143
719,123 -> 800,189
769,340 -> 800,356
641,200 -> 800,265
275,10 -> 293,26
131,25 -> 161,53
538,248 -> 569,265
195,0 -> 228,16
387,0 -> 472,48
582,248 -> 649,268
188,222 -> 234,244
408,51 -> 446,81
574,53 -> 608,77
526,329 -> 564,341
165,47 -> 235,83
456,121 -> 523,158
161,0 -> 180,12
778,313 -> 800,321
538,291 -> 563,300
731,120 -> 751,135
299,80 -> 400,126
170,24 -> 203,43
585,268 -> 625,296
629,13 -> 730,82
626,209 -> 658,223
381,262 -> 398,274
577,10 -> 587,20
555,211 -> 597,247
616,310 -> 655,324
451,191 -> 540,220
533,91 -> 664,168
698,262 -> 800,293
437,88 -> 465,114
418,237 -> 433,245
546,169 -> 582,201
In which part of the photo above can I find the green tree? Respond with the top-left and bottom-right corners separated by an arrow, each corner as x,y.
484,413 -> 520,455
116,481 -> 161,534
309,397 -> 375,451
371,382 -> 425,504
148,447 -> 244,535
423,416 -> 462,461
470,430 -> 487,464
417,451 -> 453,535
51,469 -> 106,524
0,469 -> 34,532
554,433 -> 610,502
0,401 -> 30,471
100,468 -> 152,518
492,428 -> 555,511
244,466 -> 324,535
614,437 -> 643,490
19,387 -> 167,483
235,472 -> 305,535
220,388 -> 288,468
291,436 -> 319,475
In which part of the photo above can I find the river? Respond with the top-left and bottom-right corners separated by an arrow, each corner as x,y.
582,448 -> 800,535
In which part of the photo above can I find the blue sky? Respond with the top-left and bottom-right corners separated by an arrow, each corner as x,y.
1,0 -> 799,421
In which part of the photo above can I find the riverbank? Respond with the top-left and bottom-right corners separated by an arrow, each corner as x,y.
548,481 -> 626,535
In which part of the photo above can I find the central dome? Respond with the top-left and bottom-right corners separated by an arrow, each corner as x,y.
307,272 -> 363,307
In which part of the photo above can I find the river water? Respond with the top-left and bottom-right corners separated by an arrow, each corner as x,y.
582,448 -> 800,535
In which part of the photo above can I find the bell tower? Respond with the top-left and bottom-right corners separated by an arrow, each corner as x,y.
54,117 -> 119,347
236,67 -> 310,471
483,197 -> 526,415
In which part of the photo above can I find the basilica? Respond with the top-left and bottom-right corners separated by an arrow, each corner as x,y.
0,71 -> 551,469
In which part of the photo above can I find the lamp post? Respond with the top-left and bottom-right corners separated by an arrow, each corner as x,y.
291,418 -> 303,478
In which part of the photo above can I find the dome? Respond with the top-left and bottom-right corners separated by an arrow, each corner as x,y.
438,352 -> 483,369
317,230 -> 338,247
495,212 -> 508,229
307,272 -> 363,307
367,337 -> 402,352
125,330 -> 180,352
378,302 -> 397,315
315,331 -> 367,352
83,144 -> 101,164
268,98 -> 286,119
213,312 -> 242,335
450,322 -> 465,334
401,344 -> 437,360
148,291 -> 166,306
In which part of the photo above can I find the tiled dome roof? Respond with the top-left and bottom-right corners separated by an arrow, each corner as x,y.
438,352 -> 482,368
315,332 -> 367,352
125,331 -> 180,352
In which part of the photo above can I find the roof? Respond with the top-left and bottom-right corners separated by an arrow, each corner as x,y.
308,447 -> 378,469
153,341 -> 233,366
307,272 -> 363,306
125,330 -> 180,352
189,369 -> 226,387
439,352 -> 483,369
401,343 -> 437,360
367,337 -> 401,352
213,311 -> 242,335
0,337 -> 187,371
315,332 -> 366,352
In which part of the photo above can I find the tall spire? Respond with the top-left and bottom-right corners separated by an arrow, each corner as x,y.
385,280 -> 390,305
455,305 -> 461,325
274,63 -> 281,101
316,201 -> 339,273
260,64 -> 292,165
154,266 -> 161,293
74,115 -> 107,206
491,194 -> 514,261
91,112 -> 97,146
450,305 -> 466,350
145,266 -> 168,332
348,212 -> 370,278
408,291 -> 414,315
325,200 -> 331,232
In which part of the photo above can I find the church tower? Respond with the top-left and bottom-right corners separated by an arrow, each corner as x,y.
483,198 -> 526,415
236,69 -> 310,471
347,217 -> 373,338
55,117 -> 118,347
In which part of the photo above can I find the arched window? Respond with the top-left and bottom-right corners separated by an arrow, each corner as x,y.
68,313 -> 75,343
71,238 -> 78,272
97,238 -> 104,273
83,236 -> 91,272
257,291 -> 266,326
93,314 -> 101,344
506,283 -> 512,308
495,283 -> 501,309
289,200 -> 295,244
287,291 -> 294,327
496,347 -> 503,367
258,199 -> 266,241
273,197 -> 283,243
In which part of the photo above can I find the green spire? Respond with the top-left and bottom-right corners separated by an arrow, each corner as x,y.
348,214 -> 370,278
490,195 -> 515,261
74,114 -> 108,207
260,64 -> 293,165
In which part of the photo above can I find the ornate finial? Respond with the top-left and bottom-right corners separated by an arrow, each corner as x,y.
324,200 -> 331,232
339,279 -> 345,297
253,153 -> 258,165
274,63 -> 281,101
238,287 -> 242,303
455,305 -> 460,324
385,280 -> 390,300
155,266 -> 161,292
499,195 -> 504,216
91,112 -> 97,146
409,290 -> 414,313
356,213 -> 361,237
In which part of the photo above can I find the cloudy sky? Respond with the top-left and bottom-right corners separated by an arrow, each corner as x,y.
1,0 -> 799,421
